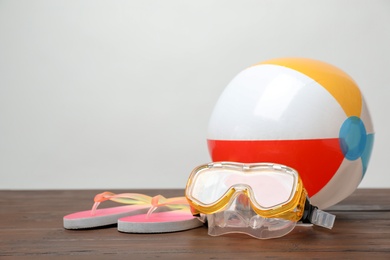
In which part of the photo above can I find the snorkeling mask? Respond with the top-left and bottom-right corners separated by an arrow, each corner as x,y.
185,162 -> 335,239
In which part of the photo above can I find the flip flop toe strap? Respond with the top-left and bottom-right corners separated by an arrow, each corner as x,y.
91,191 -> 189,217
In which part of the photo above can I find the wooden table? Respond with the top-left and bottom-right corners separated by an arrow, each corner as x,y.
1,189 -> 389,258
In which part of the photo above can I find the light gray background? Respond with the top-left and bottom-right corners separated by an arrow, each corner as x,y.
1,0 -> 389,190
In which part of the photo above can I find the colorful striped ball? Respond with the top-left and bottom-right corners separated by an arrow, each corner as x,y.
207,57 -> 374,209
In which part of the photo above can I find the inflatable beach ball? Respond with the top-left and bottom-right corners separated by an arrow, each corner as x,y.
207,57 -> 374,209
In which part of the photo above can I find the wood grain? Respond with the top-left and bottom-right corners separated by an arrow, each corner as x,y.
1,189 -> 389,258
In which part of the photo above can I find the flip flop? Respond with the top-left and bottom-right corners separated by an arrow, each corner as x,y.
64,192 -> 153,229
117,195 -> 204,233
63,192 -> 203,233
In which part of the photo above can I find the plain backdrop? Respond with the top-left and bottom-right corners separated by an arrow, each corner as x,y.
0,0 -> 389,190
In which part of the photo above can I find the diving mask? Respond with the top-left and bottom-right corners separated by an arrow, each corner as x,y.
185,162 -> 335,239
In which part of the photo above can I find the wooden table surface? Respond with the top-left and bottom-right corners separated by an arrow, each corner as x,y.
1,189 -> 389,259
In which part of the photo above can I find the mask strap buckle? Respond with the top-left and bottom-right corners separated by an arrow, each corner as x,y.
301,197 -> 336,229
310,208 -> 336,229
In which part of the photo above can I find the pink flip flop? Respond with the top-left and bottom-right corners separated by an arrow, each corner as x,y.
63,192 -> 203,233
117,195 -> 204,233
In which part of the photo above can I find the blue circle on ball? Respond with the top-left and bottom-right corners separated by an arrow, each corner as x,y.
339,116 -> 367,160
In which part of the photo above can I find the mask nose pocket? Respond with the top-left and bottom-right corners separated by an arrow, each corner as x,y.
206,192 -> 297,239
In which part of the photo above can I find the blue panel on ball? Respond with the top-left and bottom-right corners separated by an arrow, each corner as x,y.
339,116 -> 367,161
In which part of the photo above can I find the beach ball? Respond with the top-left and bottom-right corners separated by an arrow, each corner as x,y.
207,57 -> 374,209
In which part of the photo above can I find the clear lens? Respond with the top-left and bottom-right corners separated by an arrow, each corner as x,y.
248,170 -> 295,209
188,163 -> 297,209
190,168 -> 236,205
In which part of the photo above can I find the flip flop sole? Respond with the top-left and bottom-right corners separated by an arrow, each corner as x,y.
117,211 -> 204,233
63,205 -> 149,229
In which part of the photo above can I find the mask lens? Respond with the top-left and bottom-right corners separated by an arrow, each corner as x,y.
246,170 -> 296,209
189,168 -> 235,205
188,163 -> 297,210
